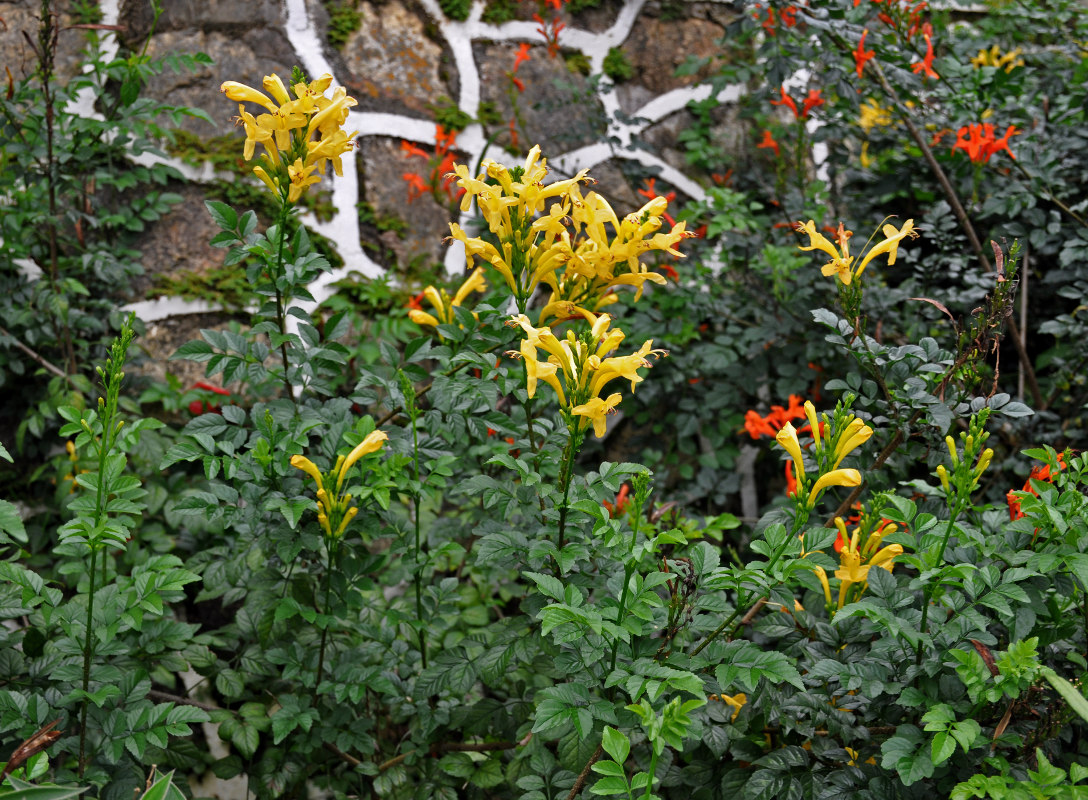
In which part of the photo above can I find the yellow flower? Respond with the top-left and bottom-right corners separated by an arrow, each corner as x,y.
409,268 -> 488,331
572,393 -> 623,438
221,73 -> 358,205
858,98 -> 894,134
814,566 -> 832,608
970,44 -> 1024,72
830,417 -> 873,469
291,430 -> 387,539
835,548 -> 869,607
717,692 -> 747,722
507,311 -> 663,437
336,430 -> 389,492
807,468 -> 862,508
795,218 -> 919,285
447,147 -> 689,313
804,401 -> 822,453
853,219 -> 918,279
775,421 -> 806,478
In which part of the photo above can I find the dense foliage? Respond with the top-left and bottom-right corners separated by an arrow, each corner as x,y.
3,1 -> 1088,799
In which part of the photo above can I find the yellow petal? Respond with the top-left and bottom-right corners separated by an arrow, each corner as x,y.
337,430 -> 389,492
808,468 -> 862,507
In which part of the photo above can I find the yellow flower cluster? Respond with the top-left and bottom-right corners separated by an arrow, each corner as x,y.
794,218 -> 918,286
970,45 -> 1024,72
408,268 -> 487,329
775,400 -> 872,508
446,145 -> 692,316
220,73 -> 357,204
508,309 -> 665,437
857,98 -> 894,135
290,430 -> 387,539
815,518 -> 904,612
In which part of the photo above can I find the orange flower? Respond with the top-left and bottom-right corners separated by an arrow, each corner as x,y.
952,123 -> 1020,164
603,484 -> 631,518
800,89 -> 824,118
513,42 -> 532,72
854,30 -> 874,77
401,140 -> 429,159
512,76 -> 525,93
402,172 -> 427,201
757,129 -> 781,157
770,86 -> 800,118
911,33 -> 939,79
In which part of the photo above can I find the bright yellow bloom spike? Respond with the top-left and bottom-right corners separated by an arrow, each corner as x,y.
221,73 -> 357,205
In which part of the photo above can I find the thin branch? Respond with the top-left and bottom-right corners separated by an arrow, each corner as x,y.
0,326 -> 69,379
147,689 -> 221,713
378,735 -> 529,772
566,743 -> 603,800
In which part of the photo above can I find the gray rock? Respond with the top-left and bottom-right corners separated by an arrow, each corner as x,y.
475,41 -> 603,154
340,0 -> 452,116
357,138 -> 457,272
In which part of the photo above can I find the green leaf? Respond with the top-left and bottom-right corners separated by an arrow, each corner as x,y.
1041,667 -> 1088,724
0,441 -> 11,462
931,731 -> 955,766
0,500 -> 27,543
601,726 -> 630,765
205,200 -> 238,231
525,571 -> 566,601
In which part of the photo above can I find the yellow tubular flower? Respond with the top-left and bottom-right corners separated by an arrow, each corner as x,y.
408,309 -> 440,327
572,393 -> 623,438
775,421 -> 806,479
945,435 -> 959,467
337,430 -> 389,492
221,81 -> 278,112
973,448 -> 994,479
805,401 -> 822,453
936,464 -> 951,492
868,543 -> 904,572
814,566 -> 832,609
720,693 -> 747,722
795,220 -> 854,285
835,549 -> 870,608
853,219 -> 918,278
290,455 -> 325,489
808,468 -> 862,507
831,417 -> 874,469
333,506 -> 359,538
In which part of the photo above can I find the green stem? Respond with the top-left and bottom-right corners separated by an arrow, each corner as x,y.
609,503 -> 643,674
411,407 -> 427,668
271,202 -> 296,407
641,747 -> 660,800
78,546 -> 97,778
915,507 -> 961,666
556,427 -> 581,553
689,512 -> 807,658
315,548 -> 334,693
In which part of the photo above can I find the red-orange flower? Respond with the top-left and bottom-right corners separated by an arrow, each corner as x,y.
770,85 -> 800,118
952,123 -> 1019,164
757,129 -> 781,157
513,42 -> 532,72
911,32 -> 939,79
801,89 -> 824,118
854,29 -> 874,77
401,140 -> 429,159
603,484 -> 631,518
